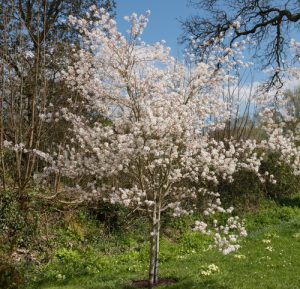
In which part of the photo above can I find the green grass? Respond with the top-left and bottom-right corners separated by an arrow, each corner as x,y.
28,203 -> 300,289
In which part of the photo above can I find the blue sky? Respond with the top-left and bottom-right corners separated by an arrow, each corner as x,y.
115,1 -> 300,87
116,0 -> 196,57
115,1 -> 260,83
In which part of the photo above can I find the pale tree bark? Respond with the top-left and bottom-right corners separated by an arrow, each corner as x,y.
148,196 -> 162,289
154,201 -> 161,284
149,225 -> 156,288
148,200 -> 157,288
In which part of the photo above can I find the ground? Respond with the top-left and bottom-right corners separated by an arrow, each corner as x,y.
27,200 -> 300,289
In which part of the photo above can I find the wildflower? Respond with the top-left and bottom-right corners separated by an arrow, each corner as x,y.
233,254 -> 246,259
262,239 -> 271,244
200,264 -> 220,276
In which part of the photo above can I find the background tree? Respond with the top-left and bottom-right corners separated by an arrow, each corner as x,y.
181,0 -> 300,87
285,83 -> 300,120
0,0 -> 116,193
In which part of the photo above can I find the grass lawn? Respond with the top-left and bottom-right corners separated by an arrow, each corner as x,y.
29,203 -> 300,289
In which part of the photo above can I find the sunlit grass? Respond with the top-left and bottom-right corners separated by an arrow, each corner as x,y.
30,205 -> 300,289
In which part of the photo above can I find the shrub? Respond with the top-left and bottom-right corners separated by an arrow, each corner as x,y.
260,152 -> 300,200
0,255 -> 23,289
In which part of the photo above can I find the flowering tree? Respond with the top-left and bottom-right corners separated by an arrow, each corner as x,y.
23,7 -> 299,289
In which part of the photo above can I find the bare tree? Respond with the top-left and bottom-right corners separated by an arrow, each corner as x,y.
285,83 -> 300,118
181,0 -> 300,87
0,0 -> 116,194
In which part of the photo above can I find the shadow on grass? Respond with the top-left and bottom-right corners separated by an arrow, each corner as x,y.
122,278 -> 230,289
36,277 -> 231,289
279,196 -> 300,208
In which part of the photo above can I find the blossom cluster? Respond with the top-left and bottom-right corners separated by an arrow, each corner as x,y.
194,189 -> 247,255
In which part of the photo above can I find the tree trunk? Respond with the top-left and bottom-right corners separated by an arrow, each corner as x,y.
148,204 -> 161,289
154,204 -> 161,283
149,225 -> 156,289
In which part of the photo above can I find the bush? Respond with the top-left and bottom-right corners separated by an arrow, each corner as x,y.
88,202 -> 131,233
260,152 -> 300,200
218,170 -> 264,210
0,255 -> 23,289
214,151 -> 300,210
0,190 -> 39,250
